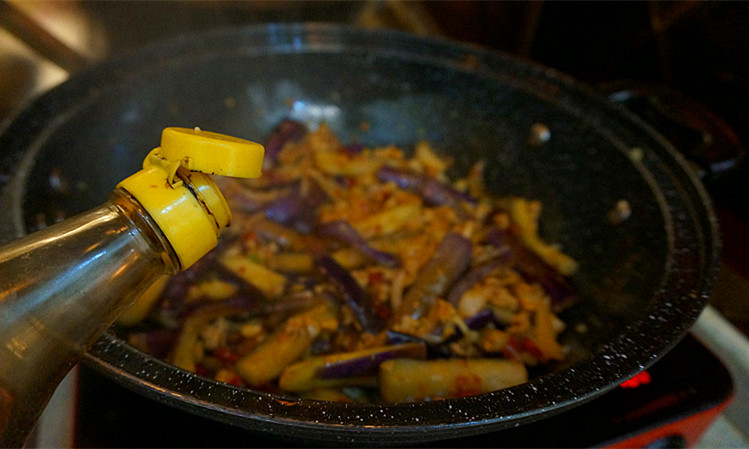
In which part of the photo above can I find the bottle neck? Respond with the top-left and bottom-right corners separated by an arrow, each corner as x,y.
110,187 -> 182,273
0,189 -> 179,447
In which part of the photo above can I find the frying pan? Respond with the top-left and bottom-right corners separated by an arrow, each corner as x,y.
0,24 -> 719,445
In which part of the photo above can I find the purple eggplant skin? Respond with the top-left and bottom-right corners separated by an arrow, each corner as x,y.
158,280 -> 263,328
385,330 -> 454,359
394,232 -> 473,322
154,240 -> 266,326
376,165 -> 476,208
484,228 -> 576,312
445,255 -> 510,306
263,119 -> 308,165
463,308 -> 498,330
185,291 -> 325,329
264,180 -> 327,232
182,293 -> 261,320
154,254 -> 219,328
318,220 -> 400,267
252,218 -> 311,250
314,254 -> 386,334
314,342 -> 428,379
344,142 -> 365,155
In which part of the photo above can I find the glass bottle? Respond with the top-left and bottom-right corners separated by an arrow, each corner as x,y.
0,127 -> 264,447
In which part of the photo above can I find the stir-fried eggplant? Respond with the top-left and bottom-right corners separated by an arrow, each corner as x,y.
119,121 -> 578,403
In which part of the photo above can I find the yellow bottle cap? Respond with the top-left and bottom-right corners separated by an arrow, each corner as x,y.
160,127 -> 264,178
117,127 -> 264,270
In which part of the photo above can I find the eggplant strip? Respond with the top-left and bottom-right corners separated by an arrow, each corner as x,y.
263,118 -> 308,166
279,343 -> 426,392
376,165 -> 476,208
318,220 -> 400,267
393,232 -> 472,323
379,358 -> 528,403
315,254 -> 385,334
445,256 -> 509,306
485,227 -> 576,312
235,302 -> 338,386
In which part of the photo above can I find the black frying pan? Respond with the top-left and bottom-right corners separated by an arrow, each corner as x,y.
0,24 -> 719,445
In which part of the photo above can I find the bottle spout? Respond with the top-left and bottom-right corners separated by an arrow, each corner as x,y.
117,127 -> 264,270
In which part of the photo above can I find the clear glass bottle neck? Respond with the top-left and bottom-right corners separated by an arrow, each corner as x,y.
0,188 -> 178,447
